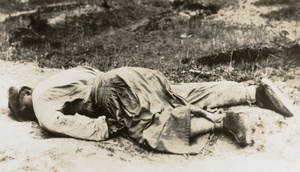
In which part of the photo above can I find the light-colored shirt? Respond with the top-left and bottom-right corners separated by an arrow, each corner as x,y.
32,66 -> 109,141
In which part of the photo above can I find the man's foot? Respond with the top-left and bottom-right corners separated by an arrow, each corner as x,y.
223,112 -> 252,146
256,78 -> 295,117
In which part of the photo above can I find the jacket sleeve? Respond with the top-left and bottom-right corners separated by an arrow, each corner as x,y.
33,101 -> 109,141
31,66 -> 109,141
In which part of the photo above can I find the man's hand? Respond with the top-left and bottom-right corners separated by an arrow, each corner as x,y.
190,105 -> 215,123
106,118 -> 126,137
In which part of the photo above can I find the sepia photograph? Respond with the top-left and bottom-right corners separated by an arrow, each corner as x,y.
0,0 -> 299,171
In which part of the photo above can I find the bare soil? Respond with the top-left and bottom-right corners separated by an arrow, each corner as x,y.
1,0 -> 300,171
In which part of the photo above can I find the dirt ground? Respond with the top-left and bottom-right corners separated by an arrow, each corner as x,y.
1,0 -> 300,171
1,60 -> 300,171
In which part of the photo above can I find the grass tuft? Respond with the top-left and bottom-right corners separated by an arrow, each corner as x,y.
0,0 -> 297,83
255,0 -> 300,21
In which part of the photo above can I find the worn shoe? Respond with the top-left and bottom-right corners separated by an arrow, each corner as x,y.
223,112 -> 252,146
256,78 -> 295,117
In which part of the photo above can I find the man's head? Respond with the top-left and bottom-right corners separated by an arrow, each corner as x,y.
8,86 -> 37,121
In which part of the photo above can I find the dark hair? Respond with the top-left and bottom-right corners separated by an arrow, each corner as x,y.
8,86 -> 37,122
18,104 -> 37,122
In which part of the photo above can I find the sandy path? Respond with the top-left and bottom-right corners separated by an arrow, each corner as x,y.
1,60 -> 300,171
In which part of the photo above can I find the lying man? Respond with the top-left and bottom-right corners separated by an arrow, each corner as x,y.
8,66 -> 296,154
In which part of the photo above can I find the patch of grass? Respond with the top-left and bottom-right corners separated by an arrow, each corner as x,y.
254,0 -> 296,6
1,0 -> 296,83
261,5 -> 300,21
255,0 -> 300,21
0,0 -> 28,14
172,0 -> 238,9
0,0 -> 83,14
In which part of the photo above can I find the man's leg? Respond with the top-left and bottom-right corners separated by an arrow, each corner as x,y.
171,81 -> 256,109
176,81 -> 256,146
190,117 -> 216,138
172,79 -> 296,117
182,79 -> 295,146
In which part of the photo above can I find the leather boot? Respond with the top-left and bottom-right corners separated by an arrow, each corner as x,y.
223,112 -> 252,146
256,78 -> 295,117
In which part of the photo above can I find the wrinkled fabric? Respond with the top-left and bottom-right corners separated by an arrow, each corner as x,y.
91,67 -> 256,154
32,66 -> 255,154
32,66 -> 109,141
171,82 -> 257,108
91,67 -> 197,153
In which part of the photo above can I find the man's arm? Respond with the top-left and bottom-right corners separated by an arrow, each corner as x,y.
31,66 -> 109,141
34,102 -> 109,141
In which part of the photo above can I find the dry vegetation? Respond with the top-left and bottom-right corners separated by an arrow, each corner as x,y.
1,0 -> 299,83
